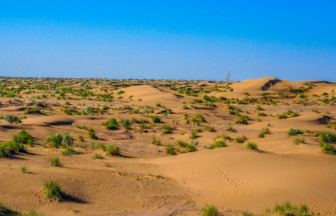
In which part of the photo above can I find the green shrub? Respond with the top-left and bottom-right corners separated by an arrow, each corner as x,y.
62,146 -> 78,156
277,114 -> 287,119
288,128 -> 304,136
122,119 -> 131,129
93,153 -> 104,159
201,205 -> 219,216
176,140 -> 188,147
262,127 -> 271,134
195,114 -> 206,122
46,133 -> 63,148
21,166 -> 28,173
12,130 -> 33,144
257,112 -> 267,117
4,115 -> 20,124
226,125 -> 237,133
150,116 -> 161,123
102,118 -> 119,129
263,201 -> 312,216
185,144 -> 197,152
62,133 -> 74,145
165,145 -> 177,155
246,142 -> 258,150
162,125 -> 173,134
78,135 -> 84,142
88,128 -> 98,139
258,132 -> 265,138
105,144 -> 120,156
50,157 -> 62,167
0,140 -> 27,157
189,130 -> 198,139
152,138 -> 161,145
204,125 -> 215,132
320,143 -> 335,155
0,202 -> 17,215
255,105 -> 263,111
293,138 -> 305,145
44,180 -> 63,201
318,132 -> 336,143
209,140 -> 227,149
235,116 -> 248,124
235,135 -> 247,143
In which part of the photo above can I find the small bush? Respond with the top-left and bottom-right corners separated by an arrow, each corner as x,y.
62,146 -> 78,156
195,114 -> 206,122
277,114 -> 287,119
62,133 -> 74,145
78,135 -> 84,142
226,125 -> 237,133
189,130 -> 198,139
263,201 -> 312,216
102,118 -> 119,129
235,135 -> 248,143
12,130 -> 33,144
150,116 -> 161,123
44,180 -> 63,201
0,202 -> 17,215
235,116 -> 248,125
258,132 -> 265,138
257,112 -> 267,117
255,105 -> 263,111
88,128 -> 98,139
105,144 -> 120,156
93,153 -> 104,159
293,138 -> 305,145
288,128 -> 304,136
162,125 -> 173,134
209,140 -> 227,149
165,145 -> 177,155
50,157 -> 62,167
21,166 -> 28,173
46,133 -> 63,148
320,143 -> 335,155
4,114 -> 20,124
246,142 -> 258,150
318,132 -> 336,143
151,138 -> 161,145
122,119 -> 131,129
201,205 -> 219,216
262,127 -> 271,134
204,125 -> 215,132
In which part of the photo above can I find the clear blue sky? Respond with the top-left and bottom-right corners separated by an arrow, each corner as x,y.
0,1 -> 335,81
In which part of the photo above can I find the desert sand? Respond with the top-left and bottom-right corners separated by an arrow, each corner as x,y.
0,77 -> 336,215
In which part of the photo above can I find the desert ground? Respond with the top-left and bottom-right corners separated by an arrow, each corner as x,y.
0,77 -> 336,216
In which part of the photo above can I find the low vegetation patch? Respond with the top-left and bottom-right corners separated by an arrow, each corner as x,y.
293,138 -> 305,145
44,180 -> 63,201
246,142 -> 258,150
209,140 -> 227,149
263,201 -> 313,216
288,128 -> 304,136
200,205 -> 219,216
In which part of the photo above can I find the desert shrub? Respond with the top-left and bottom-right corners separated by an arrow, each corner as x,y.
162,125 -> 173,134
176,140 -> 188,147
255,105 -> 263,111
165,145 -> 177,155
88,128 -> 98,139
50,157 -> 62,167
195,114 -> 206,122
277,114 -> 287,119
46,133 -> 63,148
195,128 -> 202,133
204,125 -> 215,132
150,116 -> 161,123
288,128 -> 304,136
185,144 -> 197,152
293,138 -> 305,144
0,202 -> 17,215
152,138 -> 161,145
21,210 -> 45,216
78,135 -> 84,142
122,119 -> 131,129
21,166 -> 28,173
304,130 -> 315,134
226,125 -> 237,133
93,153 -> 104,159
200,205 -> 219,216
4,114 -> 20,124
209,140 -> 227,149
257,112 -> 267,117
102,118 -> 119,129
12,130 -> 33,144
0,141 -> 27,157
105,144 -> 120,156
246,142 -> 258,150
62,146 -> 78,156
189,130 -> 198,139
62,108 -> 72,115
318,132 -> 336,143
62,133 -> 74,145
263,201 -> 312,216
262,127 -> 271,134
320,143 -> 335,155
44,180 -> 63,201
235,135 -> 248,143
235,116 -> 248,125
291,112 -> 298,117
258,132 -> 265,138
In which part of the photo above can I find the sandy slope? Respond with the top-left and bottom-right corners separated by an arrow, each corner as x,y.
0,77 -> 335,215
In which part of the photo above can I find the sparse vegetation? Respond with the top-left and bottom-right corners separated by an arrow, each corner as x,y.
44,180 -> 63,201
246,142 -> 258,150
